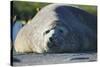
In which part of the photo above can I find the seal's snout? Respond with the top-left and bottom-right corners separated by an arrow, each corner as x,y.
49,37 -> 53,42
47,36 -> 57,48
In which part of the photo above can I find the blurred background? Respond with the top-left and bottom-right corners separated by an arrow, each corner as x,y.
12,1 -> 97,22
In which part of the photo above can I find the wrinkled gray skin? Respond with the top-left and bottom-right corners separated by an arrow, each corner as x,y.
14,4 -> 97,53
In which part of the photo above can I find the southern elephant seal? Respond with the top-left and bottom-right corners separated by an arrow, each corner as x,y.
14,4 -> 97,53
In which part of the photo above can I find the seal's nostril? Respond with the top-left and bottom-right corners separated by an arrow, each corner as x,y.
49,37 -> 53,42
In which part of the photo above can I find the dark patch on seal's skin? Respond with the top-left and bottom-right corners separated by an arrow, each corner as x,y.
45,5 -> 97,53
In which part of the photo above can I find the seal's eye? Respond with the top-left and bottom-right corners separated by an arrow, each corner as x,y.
45,30 -> 50,34
43,30 -> 50,35
59,29 -> 63,33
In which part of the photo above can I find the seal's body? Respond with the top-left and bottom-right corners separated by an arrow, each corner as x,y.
14,4 -> 97,53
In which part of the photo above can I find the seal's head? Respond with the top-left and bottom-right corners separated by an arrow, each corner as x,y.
43,21 -> 73,53
43,20 -> 81,53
